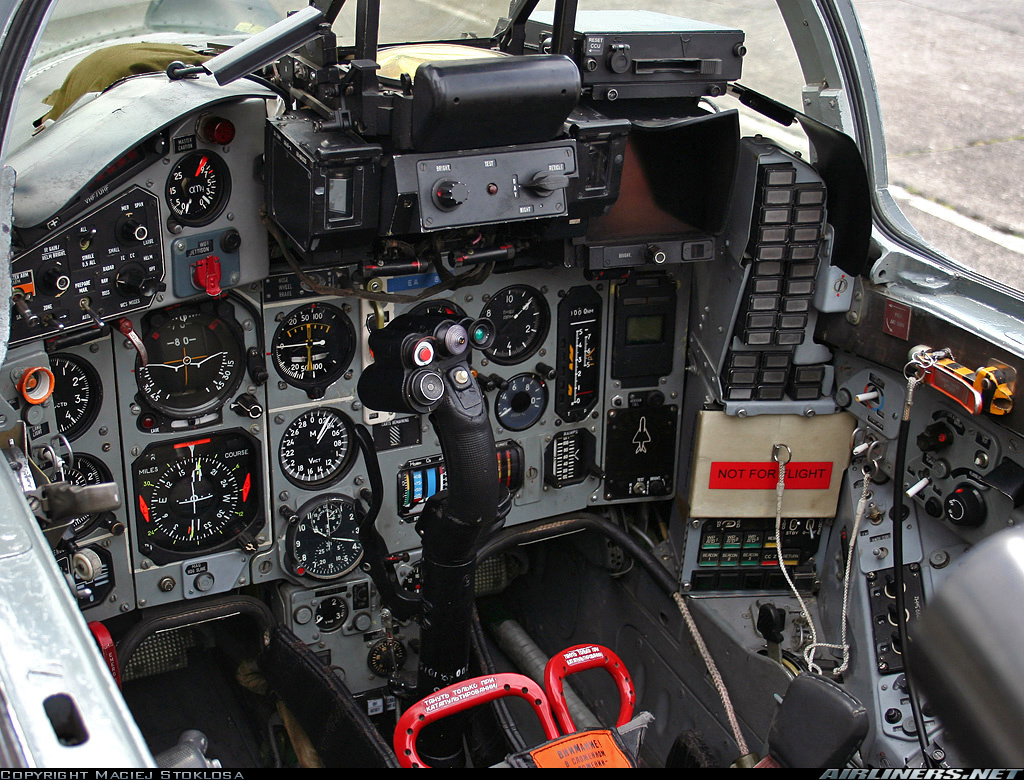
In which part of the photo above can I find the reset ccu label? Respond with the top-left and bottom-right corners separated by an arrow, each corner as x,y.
709,461 -> 833,490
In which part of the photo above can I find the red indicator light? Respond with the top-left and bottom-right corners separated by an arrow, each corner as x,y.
296,567 -> 305,576
202,117 -> 235,146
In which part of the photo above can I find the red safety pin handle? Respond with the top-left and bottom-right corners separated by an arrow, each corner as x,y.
544,644 -> 636,735
394,672 -> 559,768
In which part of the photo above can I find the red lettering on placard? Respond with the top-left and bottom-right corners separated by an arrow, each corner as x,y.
709,462 -> 833,489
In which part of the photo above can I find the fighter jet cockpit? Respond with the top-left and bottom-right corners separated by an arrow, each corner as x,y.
0,0 -> 1021,770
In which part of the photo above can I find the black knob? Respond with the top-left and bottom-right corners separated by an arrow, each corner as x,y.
525,172 -> 569,197
221,228 -> 242,254
485,373 -> 508,392
917,421 -> 954,453
756,603 -> 786,644
535,362 -> 556,380
432,180 -> 469,210
120,219 -> 148,243
944,482 -> 986,527
646,244 -> 667,264
41,266 -> 71,294
115,264 -> 164,298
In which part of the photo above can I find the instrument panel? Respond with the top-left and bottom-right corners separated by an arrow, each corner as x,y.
2,262 -> 688,694
0,78 -> 691,694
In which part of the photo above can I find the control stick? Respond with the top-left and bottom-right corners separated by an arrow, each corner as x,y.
357,312 -> 505,767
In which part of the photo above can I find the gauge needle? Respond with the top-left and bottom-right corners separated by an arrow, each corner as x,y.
195,155 -> 208,177
191,351 -> 227,367
306,324 -> 313,371
315,416 -> 333,443
496,302 -> 532,337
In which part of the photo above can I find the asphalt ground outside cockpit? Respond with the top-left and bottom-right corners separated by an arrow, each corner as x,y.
853,0 -> 1024,292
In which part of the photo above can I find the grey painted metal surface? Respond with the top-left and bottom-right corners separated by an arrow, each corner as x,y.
0,460 -> 155,767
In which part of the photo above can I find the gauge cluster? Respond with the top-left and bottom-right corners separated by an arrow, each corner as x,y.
1,86 -> 692,698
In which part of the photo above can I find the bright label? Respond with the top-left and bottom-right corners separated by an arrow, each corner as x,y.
709,462 -> 833,490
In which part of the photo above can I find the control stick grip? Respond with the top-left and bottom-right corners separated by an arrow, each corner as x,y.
428,381 -> 499,531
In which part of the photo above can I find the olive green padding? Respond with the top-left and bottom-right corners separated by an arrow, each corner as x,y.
39,43 -> 211,124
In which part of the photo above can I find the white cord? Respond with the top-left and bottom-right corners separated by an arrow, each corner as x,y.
772,452 -> 826,674
775,440 -> 874,676
803,466 -> 872,675
671,591 -> 750,757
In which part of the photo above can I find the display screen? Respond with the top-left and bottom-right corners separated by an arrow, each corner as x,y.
626,314 -> 664,345
328,176 -> 352,218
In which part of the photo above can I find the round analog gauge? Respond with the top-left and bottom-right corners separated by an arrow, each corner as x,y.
271,303 -> 356,393
286,495 -> 363,581
165,150 -> 231,227
65,453 -> 113,537
135,303 -> 246,419
50,353 -> 102,441
315,595 -> 349,632
480,285 -> 550,365
278,407 -> 355,489
367,638 -> 407,677
132,431 -> 262,561
495,373 -> 548,431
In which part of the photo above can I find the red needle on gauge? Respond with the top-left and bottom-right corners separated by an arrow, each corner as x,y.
195,155 -> 208,177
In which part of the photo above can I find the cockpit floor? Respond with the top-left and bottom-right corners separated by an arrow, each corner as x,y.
121,647 -> 271,768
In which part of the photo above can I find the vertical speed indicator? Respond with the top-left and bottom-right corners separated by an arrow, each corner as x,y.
556,286 -> 602,422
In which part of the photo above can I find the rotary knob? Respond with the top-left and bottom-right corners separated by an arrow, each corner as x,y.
115,264 -> 165,298
432,180 -> 469,210
119,218 -> 149,243
41,266 -> 71,294
944,482 -> 986,527
72,548 -> 104,581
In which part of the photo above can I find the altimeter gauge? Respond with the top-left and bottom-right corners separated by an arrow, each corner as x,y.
480,285 -> 549,365
50,353 -> 102,440
65,453 -> 114,537
271,302 -> 355,395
